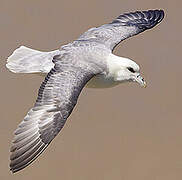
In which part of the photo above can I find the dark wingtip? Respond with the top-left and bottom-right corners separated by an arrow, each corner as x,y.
10,168 -> 16,174
112,9 -> 165,29
151,9 -> 165,22
157,9 -> 165,23
143,9 -> 165,29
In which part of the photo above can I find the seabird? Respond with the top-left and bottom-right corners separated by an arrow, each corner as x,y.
6,9 -> 164,173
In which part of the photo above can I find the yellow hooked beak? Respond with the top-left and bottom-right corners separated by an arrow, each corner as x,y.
135,74 -> 147,88
143,81 -> 147,88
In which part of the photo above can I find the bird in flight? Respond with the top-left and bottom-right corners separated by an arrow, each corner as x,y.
6,9 -> 164,173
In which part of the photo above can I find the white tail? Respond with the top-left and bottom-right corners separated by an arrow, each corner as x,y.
6,46 -> 60,74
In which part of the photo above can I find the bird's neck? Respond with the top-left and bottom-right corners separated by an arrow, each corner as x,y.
106,54 -> 130,78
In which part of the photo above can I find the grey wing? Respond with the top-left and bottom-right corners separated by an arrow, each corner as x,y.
10,55 -> 98,173
77,9 -> 164,51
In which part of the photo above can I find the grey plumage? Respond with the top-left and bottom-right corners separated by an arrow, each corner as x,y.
78,9 -> 164,50
10,44 -> 106,173
10,9 -> 164,173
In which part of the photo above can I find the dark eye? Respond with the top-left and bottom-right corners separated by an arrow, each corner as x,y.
127,67 -> 135,73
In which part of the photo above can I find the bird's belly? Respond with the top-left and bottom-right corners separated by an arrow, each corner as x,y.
86,74 -> 119,88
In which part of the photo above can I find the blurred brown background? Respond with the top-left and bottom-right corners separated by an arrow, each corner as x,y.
0,0 -> 182,179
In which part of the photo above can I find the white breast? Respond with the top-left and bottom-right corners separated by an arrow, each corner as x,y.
87,53 -> 138,89
86,53 -> 122,88
86,73 -> 119,88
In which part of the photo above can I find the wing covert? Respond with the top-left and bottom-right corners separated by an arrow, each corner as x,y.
10,54 -> 99,173
77,9 -> 164,51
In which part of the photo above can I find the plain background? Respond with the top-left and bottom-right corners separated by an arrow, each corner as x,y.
1,0 -> 182,179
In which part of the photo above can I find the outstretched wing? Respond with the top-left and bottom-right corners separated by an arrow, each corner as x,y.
78,9 -> 164,51
10,54 -> 99,173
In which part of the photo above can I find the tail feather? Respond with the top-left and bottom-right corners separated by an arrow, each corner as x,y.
6,46 -> 60,74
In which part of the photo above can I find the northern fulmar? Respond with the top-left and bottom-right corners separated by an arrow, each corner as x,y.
6,9 -> 164,173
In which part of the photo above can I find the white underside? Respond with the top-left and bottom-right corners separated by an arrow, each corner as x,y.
86,74 -> 119,88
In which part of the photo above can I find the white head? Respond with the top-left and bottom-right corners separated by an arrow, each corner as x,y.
107,54 -> 146,87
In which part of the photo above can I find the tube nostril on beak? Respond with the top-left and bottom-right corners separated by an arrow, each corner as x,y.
135,74 -> 146,87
